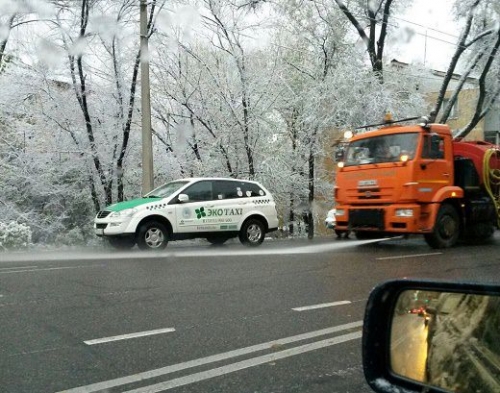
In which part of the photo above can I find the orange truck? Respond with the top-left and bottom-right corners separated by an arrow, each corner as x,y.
334,116 -> 500,248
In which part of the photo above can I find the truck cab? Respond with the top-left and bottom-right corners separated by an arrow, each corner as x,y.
334,121 -> 499,248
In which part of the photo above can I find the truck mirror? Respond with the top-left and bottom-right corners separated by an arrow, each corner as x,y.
363,279 -> 500,393
334,145 -> 346,162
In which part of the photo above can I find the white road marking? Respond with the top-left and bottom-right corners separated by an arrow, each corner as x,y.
124,331 -> 362,393
292,300 -> 351,311
0,266 -> 38,271
0,266 -> 102,275
84,328 -> 176,345
56,320 -> 363,393
375,252 -> 442,260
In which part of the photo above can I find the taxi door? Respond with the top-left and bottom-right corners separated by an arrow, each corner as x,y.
174,180 -> 219,233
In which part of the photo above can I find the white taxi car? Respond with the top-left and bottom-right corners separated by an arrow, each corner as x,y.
94,178 -> 279,250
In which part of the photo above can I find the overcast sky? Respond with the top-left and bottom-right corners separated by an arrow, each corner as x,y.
390,0 -> 459,71
5,0 -> 462,74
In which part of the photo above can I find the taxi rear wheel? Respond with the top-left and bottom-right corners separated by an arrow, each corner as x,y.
239,218 -> 265,247
137,221 -> 169,250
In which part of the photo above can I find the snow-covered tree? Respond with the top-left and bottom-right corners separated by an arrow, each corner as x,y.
441,0 -> 500,138
332,0 -> 410,82
151,0 -> 281,180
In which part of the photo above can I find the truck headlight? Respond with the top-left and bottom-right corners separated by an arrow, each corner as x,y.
335,209 -> 345,216
395,209 -> 413,217
109,208 -> 138,218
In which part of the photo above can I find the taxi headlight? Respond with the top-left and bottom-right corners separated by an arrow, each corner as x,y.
109,208 -> 138,218
395,209 -> 413,217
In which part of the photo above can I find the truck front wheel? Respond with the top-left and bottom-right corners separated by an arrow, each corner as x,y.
424,204 -> 460,249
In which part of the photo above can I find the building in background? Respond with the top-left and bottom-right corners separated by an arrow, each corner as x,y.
390,59 -> 500,143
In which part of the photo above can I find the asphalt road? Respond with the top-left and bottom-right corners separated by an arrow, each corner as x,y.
391,314 -> 428,382
1,234 -> 500,393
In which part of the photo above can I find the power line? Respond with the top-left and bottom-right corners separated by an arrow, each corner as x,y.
407,30 -> 460,48
385,17 -> 481,55
390,15 -> 460,40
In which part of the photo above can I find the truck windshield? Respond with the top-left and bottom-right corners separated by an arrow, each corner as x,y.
344,133 -> 419,166
143,180 -> 190,198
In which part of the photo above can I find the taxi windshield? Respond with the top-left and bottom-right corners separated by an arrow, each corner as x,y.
344,133 -> 419,166
143,180 -> 190,198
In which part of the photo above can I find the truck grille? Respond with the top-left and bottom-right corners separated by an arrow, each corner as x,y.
349,209 -> 385,230
357,188 -> 381,199
97,210 -> 111,219
344,187 -> 394,203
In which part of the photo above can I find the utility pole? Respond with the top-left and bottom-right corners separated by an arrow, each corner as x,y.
140,0 -> 154,194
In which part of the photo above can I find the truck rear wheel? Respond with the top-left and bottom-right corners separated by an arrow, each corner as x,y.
462,222 -> 495,244
424,204 -> 460,249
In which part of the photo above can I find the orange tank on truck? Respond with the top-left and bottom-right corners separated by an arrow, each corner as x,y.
334,116 -> 500,248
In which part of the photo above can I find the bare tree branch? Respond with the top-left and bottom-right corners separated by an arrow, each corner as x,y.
430,0 -> 481,122
454,27 -> 500,139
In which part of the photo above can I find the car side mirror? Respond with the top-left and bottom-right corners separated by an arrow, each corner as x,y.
363,279 -> 500,393
177,194 -> 189,203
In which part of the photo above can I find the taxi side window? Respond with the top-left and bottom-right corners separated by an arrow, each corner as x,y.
241,182 -> 266,197
214,181 -> 240,200
184,181 -> 213,202
213,181 -> 266,199
422,135 -> 445,159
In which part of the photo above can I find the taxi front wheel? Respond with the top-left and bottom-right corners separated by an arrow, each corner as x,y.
137,221 -> 169,250
239,218 -> 265,247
